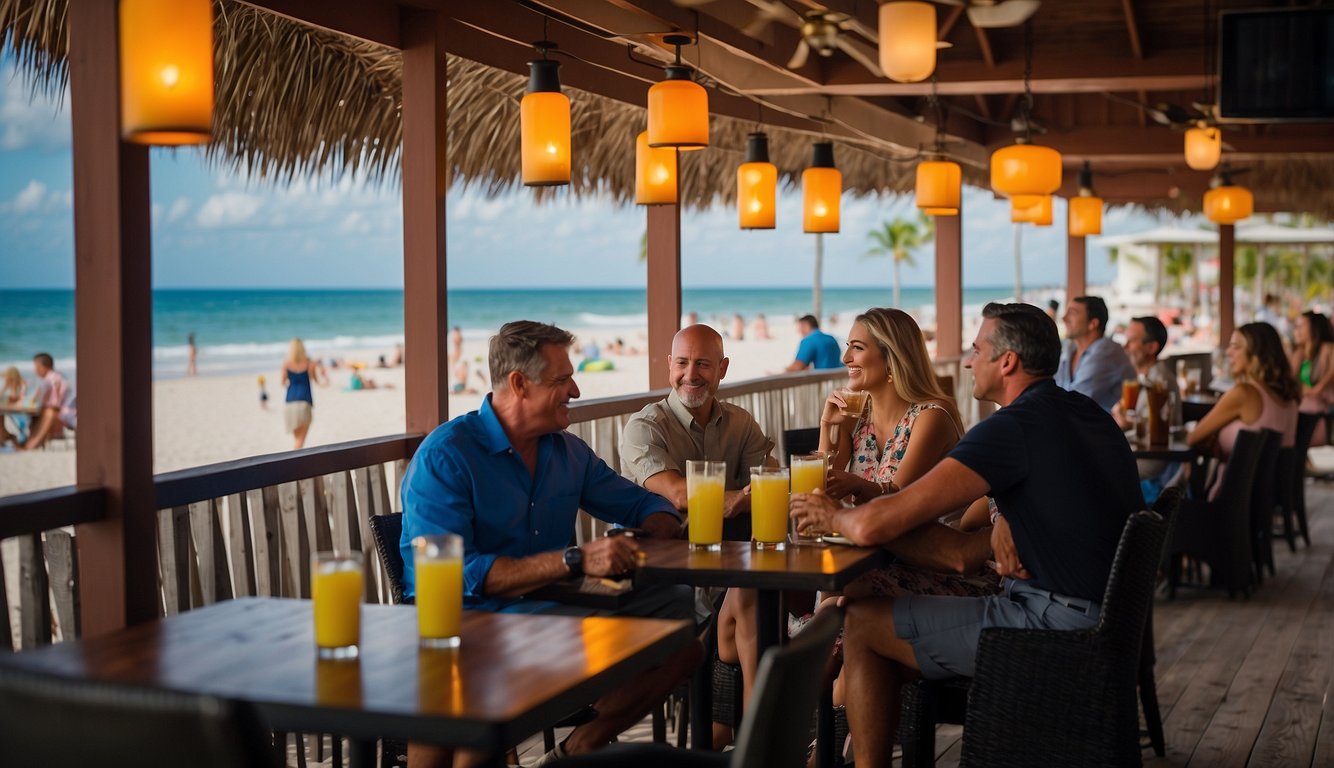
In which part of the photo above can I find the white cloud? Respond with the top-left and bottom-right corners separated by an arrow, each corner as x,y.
13,180 -> 46,213
337,210 -> 371,235
166,197 -> 191,223
0,64 -> 71,152
195,192 -> 262,228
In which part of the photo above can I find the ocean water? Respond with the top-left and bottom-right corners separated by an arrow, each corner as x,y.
0,286 -> 1014,380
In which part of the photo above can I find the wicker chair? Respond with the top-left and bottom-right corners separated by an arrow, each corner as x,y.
1277,412 -> 1321,550
1139,485 -> 1183,758
0,666 -> 277,767
368,512 -> 410,605
1247,429 -> 1282,583
1168,429 -> 1266,599
957,511 -> 1168,767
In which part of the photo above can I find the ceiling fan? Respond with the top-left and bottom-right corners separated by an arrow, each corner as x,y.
787,10 -> 884,77
934,0 -> 1041,29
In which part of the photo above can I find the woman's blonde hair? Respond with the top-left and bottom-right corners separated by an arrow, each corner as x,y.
2,366 -> 21,392
856,308 -> 965,435
288,338 -> 308,366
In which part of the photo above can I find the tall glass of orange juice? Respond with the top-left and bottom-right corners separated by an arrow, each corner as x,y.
789,452 -> 829,545
312,551 -> 364,660
413,534 -> 464,649
750,466 -> 789,550
686,460 -> 726,551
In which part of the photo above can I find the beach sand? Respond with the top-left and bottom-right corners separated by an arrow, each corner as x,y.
0,317 -> 839,497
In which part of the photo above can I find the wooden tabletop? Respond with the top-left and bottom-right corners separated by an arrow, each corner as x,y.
0,597 -> 692,755
633,538 -> 890,592
1128,435 -> 1198,462
0,404 -> 38,416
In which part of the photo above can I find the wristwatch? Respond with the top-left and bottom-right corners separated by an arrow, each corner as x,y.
562,546 -> 584,577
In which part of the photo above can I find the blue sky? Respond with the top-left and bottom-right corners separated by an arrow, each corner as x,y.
0,57 -> 1182,291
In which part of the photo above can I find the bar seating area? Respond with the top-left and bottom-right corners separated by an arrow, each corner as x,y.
2,1 -> 1334,767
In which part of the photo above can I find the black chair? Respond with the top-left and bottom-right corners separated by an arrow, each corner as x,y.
783,427 -> 821,463
958,511 -> 1169,766
552,606 -> 845,768
368,512 -> 409,605
1277,412 -> 1321,550
1168,429 -> 1266,599
0,666 -> 278,768
1247,429 -> 1282,583
1139,485 -> 1183,758
898,510 -> 1171,767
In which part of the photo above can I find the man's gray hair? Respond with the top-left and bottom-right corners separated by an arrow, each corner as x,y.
488,321 -> 574,390
981,302 -> 1060,377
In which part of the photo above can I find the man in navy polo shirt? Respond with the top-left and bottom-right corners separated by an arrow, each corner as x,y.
791,302 -> 1143,767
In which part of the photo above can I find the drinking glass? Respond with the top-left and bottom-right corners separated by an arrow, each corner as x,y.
789,452 -> 829,545
1120,378 -> 1142,413
413,534 -> 464,649
311,551 -> 364,660
1146,382 -> 1170,446
686,460 -> 727,551
837,387 -> 870,419
749,466 -> 789,550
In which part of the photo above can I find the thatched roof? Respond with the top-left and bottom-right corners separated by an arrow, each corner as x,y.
1,0 -> 981,208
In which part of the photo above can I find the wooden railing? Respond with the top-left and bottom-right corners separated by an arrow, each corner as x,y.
0,362 -> 982,652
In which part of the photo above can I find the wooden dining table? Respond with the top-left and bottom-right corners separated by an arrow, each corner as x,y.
633,538 -> 889,758
0,597 -> 694,768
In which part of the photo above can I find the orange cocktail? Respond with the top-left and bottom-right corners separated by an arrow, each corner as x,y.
312,552 -> 364,659
686,460 -> 726,551
414,534 -> 464,648
750,466 -> 789,550
1121,378 -> 1141,413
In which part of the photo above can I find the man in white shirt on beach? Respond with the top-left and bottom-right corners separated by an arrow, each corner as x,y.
21,353 -> 76,451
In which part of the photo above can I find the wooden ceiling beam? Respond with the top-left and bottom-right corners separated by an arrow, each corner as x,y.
974,25 -> 996,69
1042,124 -> 1334,163
1121,0 -> 1144,60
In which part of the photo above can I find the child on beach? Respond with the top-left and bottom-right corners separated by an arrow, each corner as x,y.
257,375 -> 269,409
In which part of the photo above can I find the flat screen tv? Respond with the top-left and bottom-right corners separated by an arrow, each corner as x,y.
1218,8 -> 1334,121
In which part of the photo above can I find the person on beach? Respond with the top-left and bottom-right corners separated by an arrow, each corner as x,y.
751,313 -> 772,340
20,353 -> 77,451
1,366 -> 29,447
791,302 -> 1142,767
1055,295 -> 1136,411
186,332 -> 198,377
729,313 -> 746,342
281,338 -> 326,450
449,325 -> 463,367
1289,311 -> 1334,446
399,320 -> 702,767
257,375 -> 269,410
786,314 -> 844,371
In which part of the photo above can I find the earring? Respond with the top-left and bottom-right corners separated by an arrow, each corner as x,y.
886,374 -> 893,383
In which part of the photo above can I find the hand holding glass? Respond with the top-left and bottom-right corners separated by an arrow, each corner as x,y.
686,460 -> 726,551
789,452 -> 830,544
312,551 -> 364,660
413,534 -> 464,649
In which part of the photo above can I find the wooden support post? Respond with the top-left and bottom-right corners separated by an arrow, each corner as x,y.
1066,234 -> 1087,306
646,193 -> 682,390
401,7 -> 450,435
68,0 -> 158,635
933,212 -> 963,358
1218,224 -> 1236,347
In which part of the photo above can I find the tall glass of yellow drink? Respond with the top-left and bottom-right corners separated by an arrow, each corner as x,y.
311,551 -> 364,660
750,466 -> 789,550
686,460 -> 726,551
789,452 -> 830,544
413,534 -> 464,649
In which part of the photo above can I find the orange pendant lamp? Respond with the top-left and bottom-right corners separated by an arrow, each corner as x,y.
119,0 -> 214,145
992,142 -> 1062,199
879,2 -> 937,83
738,133 -> 777,229
803,142 -> 841,234
647,35 -> 709,149
1068,161 -> 1103,237
520,55 -> 570,187
1011,194 -> 1053,226
635,131 -> 677,205
1184,124 -> 1221,171
1203,163 -> 1253,225
916,160 -> 960,216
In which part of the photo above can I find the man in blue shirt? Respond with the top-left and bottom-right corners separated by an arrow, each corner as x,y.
791,303 -> 1143,767
785,314 -> 844,371
401,320 -> 700,764
1055,295 -> 1137,410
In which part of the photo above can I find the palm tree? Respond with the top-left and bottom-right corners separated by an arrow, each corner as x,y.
866,214 -> 934,307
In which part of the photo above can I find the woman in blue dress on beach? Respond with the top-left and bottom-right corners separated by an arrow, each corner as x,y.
282,338 -> 326,449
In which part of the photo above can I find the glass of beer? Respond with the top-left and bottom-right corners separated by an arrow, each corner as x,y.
312,551 -> 364,660
1120,378 -> 1141,414
686,460 -> 726,551
750,466 -> 790,550
837,387 -> 870,419
789,452 -> 830,545
413,534 -> 464,649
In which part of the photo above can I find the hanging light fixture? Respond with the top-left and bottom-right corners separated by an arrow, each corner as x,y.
1204,163 -> 1253,225
647,35 -> 709,149
1068,161 -> 1103,236
1011,194 -> 1052,226
989,20 -> 1062,199
1184,124 -> 1221,171
119,0 -> 214,145
520,41 -> 570,187
635,131 -> 677,205
879,2 -> 937,83
737,133 -> 777,229
803,142 -> 841,234
916,85 -> 960,216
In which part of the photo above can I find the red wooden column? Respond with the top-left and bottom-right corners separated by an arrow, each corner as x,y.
645,184 -> 682,390
933,211 -> 963,358
1066,234 -> 1087,306
401,7 -> 450,434
68,0 -> 158,634
1218,224 -> 1236,346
